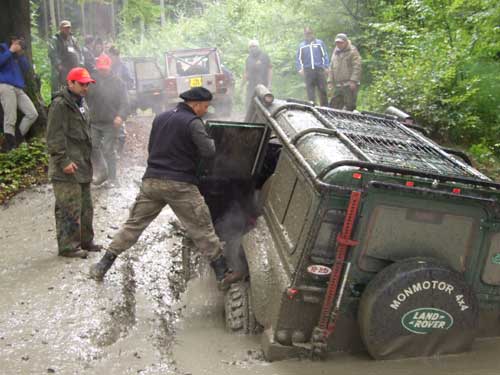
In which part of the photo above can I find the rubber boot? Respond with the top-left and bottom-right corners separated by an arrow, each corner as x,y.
89,251 -> 117,281
210,255 -> 243,291
1,134 -> 16,153
210,254 -> 229,282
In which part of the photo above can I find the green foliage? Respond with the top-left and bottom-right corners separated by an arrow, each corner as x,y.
0,139 -> 48,204
359,0 -> 500,157
30,0 -> 51,103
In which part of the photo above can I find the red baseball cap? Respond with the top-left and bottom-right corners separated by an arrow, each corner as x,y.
95,54 -> 112,71
66,67 -> 95,84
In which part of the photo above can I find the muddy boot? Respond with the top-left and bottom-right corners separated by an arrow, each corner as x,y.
1,134 -> 16,153
210,255 -> 242,291
59,249 -> 88,259
81,241 -> 103,252
89,251 -> 117,281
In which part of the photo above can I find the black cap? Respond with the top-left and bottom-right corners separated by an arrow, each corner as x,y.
179,87 -> 213,101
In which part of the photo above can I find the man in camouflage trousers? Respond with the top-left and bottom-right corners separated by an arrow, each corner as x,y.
89,87 -> 239,289
46,67 -> 102,258
328,33 -> 362,111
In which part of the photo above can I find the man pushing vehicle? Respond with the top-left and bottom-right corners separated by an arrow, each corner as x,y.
89,87 -> 239,289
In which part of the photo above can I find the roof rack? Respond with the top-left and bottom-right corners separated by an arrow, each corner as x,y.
256,99 -> 500,191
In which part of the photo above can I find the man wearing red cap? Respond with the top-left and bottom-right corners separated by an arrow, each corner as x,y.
86,53 -> 129,186
46,67 -> 102,258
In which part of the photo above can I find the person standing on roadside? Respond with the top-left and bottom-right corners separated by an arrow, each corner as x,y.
48,20 -> 84,96
328,33 -> 362,111
296,27 -> 329,106
46,67 -> 102,258
108,45 -> 133,155
89,87 -> 240,290
82,35 -> 96,74
0,36 -> 38,152
87,54 -> 128,186
242,39 -> 272,109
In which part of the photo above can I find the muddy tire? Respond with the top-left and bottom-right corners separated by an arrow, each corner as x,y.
358,258 -> 479,360
224,282 -> 261,334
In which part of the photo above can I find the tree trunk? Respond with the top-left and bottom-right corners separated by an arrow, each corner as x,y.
110,1 -> 116,39
81,2 -> 86,36
49,0 -> 57,31
43,0 -> 50,39
0,0 -> 48,140
160,0 -> 166,27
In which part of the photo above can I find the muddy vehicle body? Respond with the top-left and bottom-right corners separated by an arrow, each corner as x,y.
196,87 -> 500,361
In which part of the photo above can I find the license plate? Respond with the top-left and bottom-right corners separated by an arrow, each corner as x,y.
189,77 -> 202,87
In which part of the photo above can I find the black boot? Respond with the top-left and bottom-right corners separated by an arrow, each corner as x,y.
89,251 -> 117,281
210,254 -> 229,282
210,255 -> 244,291
1,134 -> 16,153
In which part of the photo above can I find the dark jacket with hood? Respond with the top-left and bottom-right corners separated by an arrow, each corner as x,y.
46,88 -> 93,183
143,102 -> 215,185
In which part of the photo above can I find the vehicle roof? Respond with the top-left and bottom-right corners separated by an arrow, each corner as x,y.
165,47 -> 218,56
262,99 -> 497,189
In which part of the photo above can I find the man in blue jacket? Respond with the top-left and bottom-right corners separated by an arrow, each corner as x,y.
296,27 -> 330,106
0,36 -> 38,152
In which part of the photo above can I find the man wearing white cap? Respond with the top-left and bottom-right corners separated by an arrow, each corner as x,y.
242,39 -> 273,109
328,33 -> 362,111
48,20 -> 84,95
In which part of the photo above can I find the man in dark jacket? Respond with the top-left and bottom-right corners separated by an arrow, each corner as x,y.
46,67 -> 102,258
0,36 -> 38,151
48,20 -> 84,96
242,39 -> 272,110
87,53 -> 128,185
89,87 -> 238,289
296,27 -> 330,106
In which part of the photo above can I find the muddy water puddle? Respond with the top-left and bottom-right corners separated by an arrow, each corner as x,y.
175,277 -> 500,375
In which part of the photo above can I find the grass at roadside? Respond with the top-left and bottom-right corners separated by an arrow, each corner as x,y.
0,139 -> 48,205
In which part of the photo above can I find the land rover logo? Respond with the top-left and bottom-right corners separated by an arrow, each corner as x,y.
491,253 -> 500,265
307,265 -> 331,277
401,308 -> 454,334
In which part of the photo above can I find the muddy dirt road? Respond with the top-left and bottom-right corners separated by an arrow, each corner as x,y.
1,115 -> 500,374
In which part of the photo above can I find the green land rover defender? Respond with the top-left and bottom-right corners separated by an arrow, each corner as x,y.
196,86 -> 500,361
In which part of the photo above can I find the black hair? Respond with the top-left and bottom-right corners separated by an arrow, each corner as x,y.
8,36 -> 25,49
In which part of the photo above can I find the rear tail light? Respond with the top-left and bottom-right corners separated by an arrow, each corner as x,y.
165,78 -> 177,97
352,172 -> 362,180
215,73 -> 228,94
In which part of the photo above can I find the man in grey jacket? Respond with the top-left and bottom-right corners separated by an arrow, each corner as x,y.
89,87 -> 239,290
328,33 -> 362,111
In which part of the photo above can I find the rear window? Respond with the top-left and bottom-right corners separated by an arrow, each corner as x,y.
166,51 -> 221,77
358,205 -> 479,273
482,233 -> 500,286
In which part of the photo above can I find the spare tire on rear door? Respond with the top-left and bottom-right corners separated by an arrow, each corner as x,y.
358,257 -> 479,359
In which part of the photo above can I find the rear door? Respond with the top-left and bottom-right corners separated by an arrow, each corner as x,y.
198,121 -> 270,180
133,58 -> 164,95
197,121 -> 270,223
